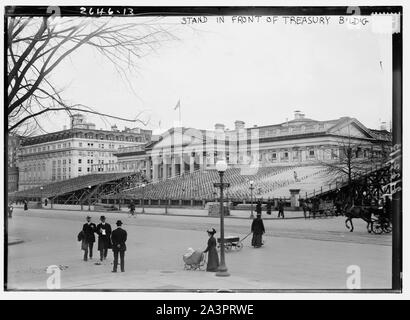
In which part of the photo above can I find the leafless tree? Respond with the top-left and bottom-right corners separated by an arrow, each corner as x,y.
318,135 -> 390,203
7,15 -> 179,135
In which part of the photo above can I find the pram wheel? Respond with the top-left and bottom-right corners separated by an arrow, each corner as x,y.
236,242 -> 243,250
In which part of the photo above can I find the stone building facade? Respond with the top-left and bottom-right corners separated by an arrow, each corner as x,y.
114,112 -> 392,182
17,114 -> 152,190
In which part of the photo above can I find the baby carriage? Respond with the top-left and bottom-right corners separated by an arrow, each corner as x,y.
183,248 -> 206,270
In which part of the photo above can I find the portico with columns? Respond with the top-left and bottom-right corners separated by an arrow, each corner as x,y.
114,112 -> 391,182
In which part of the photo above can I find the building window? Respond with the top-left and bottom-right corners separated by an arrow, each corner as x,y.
78,159 -> 82,164
79,142 -> 82,147
309,150 -> 315,157
78,167 -> 82,172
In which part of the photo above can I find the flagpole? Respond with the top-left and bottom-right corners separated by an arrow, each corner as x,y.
179,99 -> 181,126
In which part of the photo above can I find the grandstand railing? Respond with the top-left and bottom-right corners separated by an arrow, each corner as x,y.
303,161 -> 390,199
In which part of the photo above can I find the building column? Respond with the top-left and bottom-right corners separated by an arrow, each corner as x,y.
319,146 -> 325,161
162,157 -> 168,180
301,148 -> 307,162
171,156 -> 176,177
180,154 -> 185,175
199,154 -> 205,170
152,157 -> 159,181
209,152 -> 215,167
190,154 -> 195,173
145,158 -> 151,180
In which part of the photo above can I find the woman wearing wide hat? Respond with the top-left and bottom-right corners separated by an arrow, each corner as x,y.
203,228 -> 219,272
251,213 -> 265,248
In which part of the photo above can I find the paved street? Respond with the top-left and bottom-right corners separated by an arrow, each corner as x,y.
7,208 -> 392,291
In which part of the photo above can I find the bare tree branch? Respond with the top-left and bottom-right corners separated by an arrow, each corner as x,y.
7,16 -> 180,135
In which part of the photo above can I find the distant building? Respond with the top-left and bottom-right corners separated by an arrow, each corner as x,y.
8,134 -> 21,192
114,111 -> 392,182
17,114 -> 152,190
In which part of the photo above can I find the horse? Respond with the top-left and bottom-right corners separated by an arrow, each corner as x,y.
344,205 -> 373,233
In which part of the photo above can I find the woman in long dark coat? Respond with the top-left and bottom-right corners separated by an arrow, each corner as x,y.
203,228 -> 219,272
251,213 -> 265,248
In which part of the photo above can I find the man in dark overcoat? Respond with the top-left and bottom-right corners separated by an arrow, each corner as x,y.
266,199 -> 272,215
82,215 -> 97,261
256,200 -> 262,215
278,199 -> 285,219
96,215 -> 112,261
111,220 -> 127,273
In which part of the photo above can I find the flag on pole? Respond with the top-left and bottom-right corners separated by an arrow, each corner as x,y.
174,99 -> 181,110
174,99 -> 181,124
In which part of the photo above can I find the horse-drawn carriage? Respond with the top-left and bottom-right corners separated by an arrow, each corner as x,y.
344,205 -> 392,234
303,199 -> 336,218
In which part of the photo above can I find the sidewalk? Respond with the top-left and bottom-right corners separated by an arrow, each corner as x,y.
60,268 -> 295,291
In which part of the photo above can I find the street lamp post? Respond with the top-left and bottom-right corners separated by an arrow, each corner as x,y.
88,185 -> 91,211
141,183 -> 146,213
215,160 -> 230,277
118,190 -> 121,211
249,180 -> 255,218
40,186 -> 44,208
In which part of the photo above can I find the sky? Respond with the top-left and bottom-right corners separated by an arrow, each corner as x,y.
40,14 -> 392,135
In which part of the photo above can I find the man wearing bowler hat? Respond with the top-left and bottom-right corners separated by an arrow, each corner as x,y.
111,220 -> 127,273
82,215 -> 96,261
96,215 -> 112,262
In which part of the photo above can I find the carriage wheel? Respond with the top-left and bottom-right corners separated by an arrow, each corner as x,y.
225,244 -> 232,252
236,242 -> 243,250
372,223 -> 383,234
383,223 -> 392,234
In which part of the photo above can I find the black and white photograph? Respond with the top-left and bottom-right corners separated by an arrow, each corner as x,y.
3,4 -> 403,295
